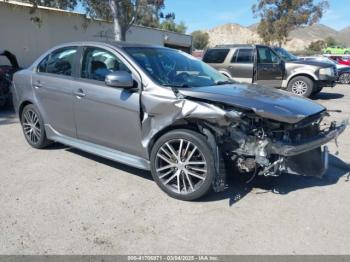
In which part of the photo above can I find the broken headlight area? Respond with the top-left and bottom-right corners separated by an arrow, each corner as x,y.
219,111 -> 348,179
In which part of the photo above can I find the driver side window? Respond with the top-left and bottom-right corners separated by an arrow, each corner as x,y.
81,47 -> 131,82
257,47 -> 280,64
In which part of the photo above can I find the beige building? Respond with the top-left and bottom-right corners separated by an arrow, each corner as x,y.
0,0 -> 192,67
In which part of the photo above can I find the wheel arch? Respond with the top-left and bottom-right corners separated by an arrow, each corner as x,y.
146,119 -> 223,159
287,73 -> 317,85
147,120 -> 203,157
18,100 -> 34,120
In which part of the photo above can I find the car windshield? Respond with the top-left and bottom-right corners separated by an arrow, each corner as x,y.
123,47 -> 232,88
273,47 -> 299,62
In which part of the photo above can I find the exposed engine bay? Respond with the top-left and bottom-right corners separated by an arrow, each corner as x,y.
203,107 -> 347,190
224,110 -> 342,172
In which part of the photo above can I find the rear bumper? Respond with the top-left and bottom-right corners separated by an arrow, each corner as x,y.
269,120 -> 348,157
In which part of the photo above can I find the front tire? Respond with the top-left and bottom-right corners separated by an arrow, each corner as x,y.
150,129 -> 215,201
339,73 -> 350,84
287,76 -> 314,97
21,104 -> 51,149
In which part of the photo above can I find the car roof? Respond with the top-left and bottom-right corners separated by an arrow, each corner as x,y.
54,41 -> 168,50
212,44 -> 262,49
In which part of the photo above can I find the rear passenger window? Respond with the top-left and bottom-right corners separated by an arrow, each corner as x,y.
231,49 -> 253,63
203,49 -> 230,63
38,47 -> 77,76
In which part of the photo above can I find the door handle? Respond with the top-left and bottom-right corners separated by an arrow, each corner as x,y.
33,81 -> 44,89
74,89 -> 86,98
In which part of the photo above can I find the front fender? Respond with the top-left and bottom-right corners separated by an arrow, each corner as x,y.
283,70 -> 318,88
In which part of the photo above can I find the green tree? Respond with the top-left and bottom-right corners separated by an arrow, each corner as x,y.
83,0 -> 167,41
307,39 -> 326,52
191,31 -> 209,50
159,13 -> 187,33
252,0 -> 329,46
324,36 -> 338,47
15,0 -> 167,41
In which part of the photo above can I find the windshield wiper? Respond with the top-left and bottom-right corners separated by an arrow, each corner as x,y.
215,80 -> 234,85
161,84 -> 190,88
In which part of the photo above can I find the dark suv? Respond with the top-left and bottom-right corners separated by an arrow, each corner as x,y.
203,45 -> 336,97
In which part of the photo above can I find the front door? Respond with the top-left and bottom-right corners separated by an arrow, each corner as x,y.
32,46 -> 78,137
73,46 -> 144,157
255,46 -> 284,88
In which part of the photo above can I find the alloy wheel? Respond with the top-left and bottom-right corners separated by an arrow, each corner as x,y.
339,73 -> 350,84
291,80 -> 308,95
155,139 -> 208,195
22,109 -> 42,144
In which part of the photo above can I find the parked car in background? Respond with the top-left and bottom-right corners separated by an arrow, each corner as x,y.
0,50 -> 20,107
337,57 -> 350,66
338,67 -> 350,84
12,41 -> 347,200
203,45 -> 336,97
299,56 -> 350,84
299,56 -> 348,70
323,46 -> 350,55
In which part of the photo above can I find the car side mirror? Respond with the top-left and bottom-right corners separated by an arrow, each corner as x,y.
105,71 -> 134,89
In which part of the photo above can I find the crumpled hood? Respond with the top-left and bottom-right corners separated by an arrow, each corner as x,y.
179,84 -> 326,124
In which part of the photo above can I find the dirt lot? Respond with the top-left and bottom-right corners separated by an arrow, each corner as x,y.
0,85 -> 349,255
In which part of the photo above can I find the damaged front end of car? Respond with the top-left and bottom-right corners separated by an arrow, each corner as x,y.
222,109 -> 347,180
140,85 -> 347,193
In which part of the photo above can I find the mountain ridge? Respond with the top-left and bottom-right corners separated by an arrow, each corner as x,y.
204,23 -> 350,51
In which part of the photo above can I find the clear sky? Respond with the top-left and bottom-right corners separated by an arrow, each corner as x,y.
162,0 -> 350,33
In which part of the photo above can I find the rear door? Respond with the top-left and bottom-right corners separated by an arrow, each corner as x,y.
32,46 -> 78,137
227,48 -> 254,83
255,45 -> 284,88
72,46 -> 144,157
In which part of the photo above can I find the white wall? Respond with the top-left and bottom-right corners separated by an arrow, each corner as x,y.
0,1 -> 192,67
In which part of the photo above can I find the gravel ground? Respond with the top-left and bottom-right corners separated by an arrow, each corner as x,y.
0,85 -> 349,255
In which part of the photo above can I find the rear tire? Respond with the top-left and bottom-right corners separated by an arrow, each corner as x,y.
150,129 -> 215,201
287,76 -> 314,97
339,73 -> 350,84
21,104 -> 51,149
